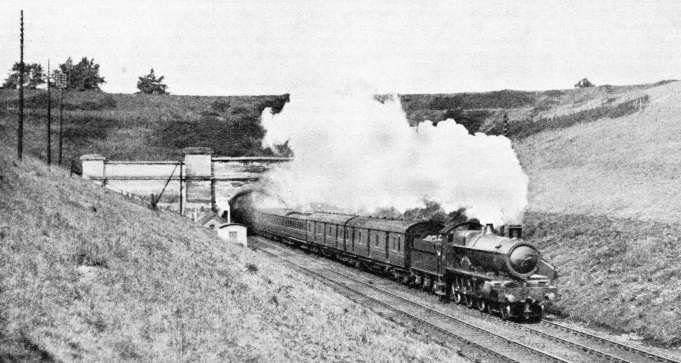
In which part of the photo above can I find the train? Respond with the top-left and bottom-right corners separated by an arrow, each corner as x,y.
244,207 -> 558,321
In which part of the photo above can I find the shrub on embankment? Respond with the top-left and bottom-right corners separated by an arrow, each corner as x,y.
525,212 -> 681,347
0,148 -> 460,362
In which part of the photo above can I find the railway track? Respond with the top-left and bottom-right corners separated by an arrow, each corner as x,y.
255,237 -> 571,363
253,236 -> 681,363
465,307 -> 681,363
537,321 -> 679,363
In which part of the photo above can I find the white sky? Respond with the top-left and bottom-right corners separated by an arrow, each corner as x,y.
2,0 -> 680,95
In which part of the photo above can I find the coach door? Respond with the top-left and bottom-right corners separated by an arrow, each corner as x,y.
384,231 -> 389,259
340,226 -> 346,251
349,227 -> 355,253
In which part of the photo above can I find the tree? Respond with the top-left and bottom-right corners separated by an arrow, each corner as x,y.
57,57 -> 106,91
575,78 -> 595,88
137,68 -> 168,94
1,62 -> 45,89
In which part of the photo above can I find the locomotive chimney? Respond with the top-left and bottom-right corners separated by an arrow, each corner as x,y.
483,223 -> 494,235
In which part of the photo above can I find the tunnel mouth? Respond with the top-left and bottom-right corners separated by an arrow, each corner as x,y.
229,188 -> 286,227
229,190 -> 260,226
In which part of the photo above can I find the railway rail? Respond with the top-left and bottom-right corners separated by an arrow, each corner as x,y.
468,309 -> 681,363
537,321 -> 680,363
255,237 -> 571,363
254,236 -> 681,363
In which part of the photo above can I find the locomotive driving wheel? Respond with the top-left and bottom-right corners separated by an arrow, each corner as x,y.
454,292 -> 464,304
466,295 -> 476,309
500,304 -> 511,321
477,298 -> 488,313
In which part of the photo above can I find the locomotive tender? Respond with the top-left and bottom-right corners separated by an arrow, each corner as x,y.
250,207 -> 557,321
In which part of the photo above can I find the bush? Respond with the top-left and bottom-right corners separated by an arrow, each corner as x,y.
63,115 -> 118,143
263,94 -> 289,114
245,263 -> 258,273
429,95 -> 463,110
211,100 -> 231,113
64,94 -> 117,111
0,92 -> 117,110
157,112 -> 267,156
507,95 -> 649,139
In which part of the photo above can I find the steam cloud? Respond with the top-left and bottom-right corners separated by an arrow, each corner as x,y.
260,90 -> 528,226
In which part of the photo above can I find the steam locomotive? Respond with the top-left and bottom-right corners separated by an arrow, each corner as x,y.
247,207 -> 558,321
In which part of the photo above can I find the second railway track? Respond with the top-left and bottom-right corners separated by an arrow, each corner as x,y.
253,236 -> 681,363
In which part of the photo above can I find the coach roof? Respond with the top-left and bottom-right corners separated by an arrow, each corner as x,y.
257,208 -> 296,217
307,213 -> 356,225
347,216 -> 435,233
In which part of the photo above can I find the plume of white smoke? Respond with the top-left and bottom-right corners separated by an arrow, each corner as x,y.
260,90 -> 528,226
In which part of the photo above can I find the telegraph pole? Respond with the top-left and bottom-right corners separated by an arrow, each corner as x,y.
179,160 -> 183,215
58,72 -> 66,166
57,59 -> 72,166
18,10 -> 24,159
47,59 -> 52,165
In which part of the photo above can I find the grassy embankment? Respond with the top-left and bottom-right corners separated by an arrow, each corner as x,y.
0,146 -> 462,362
400,81 -> 669,136
0,83 -> 662,165
0,90 -> 289,164
515,81 -> 681,347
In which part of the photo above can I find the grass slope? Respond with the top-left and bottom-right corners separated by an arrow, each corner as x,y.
524,212 -> 681,346
515,81 -> 681,347
0,82 -> 667,167
399,81 -> 669,134
516,81 -> 681,224
0,147 -> 461,362
0,91 -> 289,163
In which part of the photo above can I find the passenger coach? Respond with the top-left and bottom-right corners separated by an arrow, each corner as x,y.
252,208 -> 443,277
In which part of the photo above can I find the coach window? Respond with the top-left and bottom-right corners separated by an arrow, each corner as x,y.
398,237 -> 401,252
